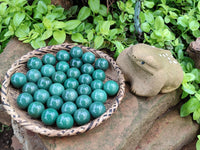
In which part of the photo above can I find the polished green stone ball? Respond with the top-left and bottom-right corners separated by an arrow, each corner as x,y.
70,58 -> 83,68
49,83 -> 64,96
40,64 -> 56,77
46,95 -> 63,111
33,89 -> 50,104
91,89 -> 107,103
28,102 -> 45,119
56,113 -> 74,129
27,57 -> 43,70
94,58 -> 109,71
51,71 -> 66,84
77,84 -> 92,95
22,82 -> 38,95
41,108 -> 58,126
74,108 -> 91,125
103,80 -> 119,96
37,77 -> 52,90
67,67 -> 81,79
92,69 -> 106,81
70,46 -> 83,58
56,50 -> 70,61
42,53 -> 56,65
76,95 -> 92,109
11,72 -> 27,88
81,52 -> 95,64
61,102 -> 77,115
90,80 -> 103,90
78,74 -> 92,85
64,78 -> 79,89
26,69 -> 41,83
89,102 -> 106,118
80,63 -> 94,75
56,61 -> 69,72
62,89 -> 78,102
17,93 -> 33,109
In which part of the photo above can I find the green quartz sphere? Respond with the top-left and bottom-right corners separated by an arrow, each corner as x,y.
27,57 -> 43,70
77,84 -> 92,95
46,95 -> 63,111
64,78 -> 79,89
78,74 -> 92,85
90,80 -> 103,90
81,52 -> 95,64
74,108 -> 91,125
56,113 -> 74,129
40,64 -> 56,77
62,89 -> 78,102
41,108 -> 58,126
28,102 -> 45,119
76,95 -> 92,109
61,102 -> 77,115
103,80 -> 119,96
70,46 -> 83,58
22,82 -> 38,95
11,72 -> 27,88
80,64 -> 94,75
26,69 -> 41,83
92,69 -> 106,81
42,53 -> 56,65
33,89 -> 50,104
91,89 -> 107,103
56,61 -> 69,72
49,83 -> 64,96
51,71 -> 66,84
37,77 -> 52,90
89,102 -> 106,118
67,67 -> 81,79
17,93 -> 33,109
56,50 -> 70,61
94,58 -> 109,71
70,58 -> 83,68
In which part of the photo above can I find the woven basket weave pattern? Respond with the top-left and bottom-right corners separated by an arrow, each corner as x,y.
1,43 -> 125,137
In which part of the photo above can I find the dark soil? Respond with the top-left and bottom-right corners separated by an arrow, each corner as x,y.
0,123 -> 13,150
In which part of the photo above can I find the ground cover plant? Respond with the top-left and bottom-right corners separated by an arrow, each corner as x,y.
1,0 -> 200,148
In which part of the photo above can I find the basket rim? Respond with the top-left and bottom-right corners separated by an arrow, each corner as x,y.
1,42 -> 125,137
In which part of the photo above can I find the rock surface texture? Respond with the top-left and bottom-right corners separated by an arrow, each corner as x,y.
186,37 -> 200,69
116,43 -> 184,97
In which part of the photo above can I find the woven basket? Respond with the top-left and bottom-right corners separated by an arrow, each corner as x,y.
1,43 -> 125,137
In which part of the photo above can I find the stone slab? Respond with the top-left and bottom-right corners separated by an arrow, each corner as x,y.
136,109 -> 199,150
0,38 -> 33,125
39,86 -> 181,150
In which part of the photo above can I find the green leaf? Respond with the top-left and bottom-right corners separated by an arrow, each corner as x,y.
117,1 -> 125,11
193,30 -> 200,38
41,29 -> 52,40
31,38 -> 46,49
53,30 -> 66,44
88,0 -> 100,13
177,16 -> 189,28
99,4 -> 108,17
76,23 -> 85,32
71,33 -> 86,43
77,6 -> 91,21
15,24 -> 30,38
169,11 -> 178,19
144,1 -> 154,8
180,97 -> 200,117
198,1 -> 200,12
13,12 -> 25,27
145,11 -> 154,24
87,30 -> 93,41
64,20 -> 81,31
196,139 -> 200,150
189,20 -> 199,31
182,82 -> 196,94
100,21 -> 110,35
36,1 -> 47,14
155,16 -> 164,30
48,37 -> 60,46
43,17 -> 52,29
94,36 -> 104,49
53,21 -> 66,29
112,41 -> 125,57
141,22 -> 151,33
41,0 -> 51,5
0,3 -> 7,16
183,73 -> 196,83
191,69 -> 200,83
